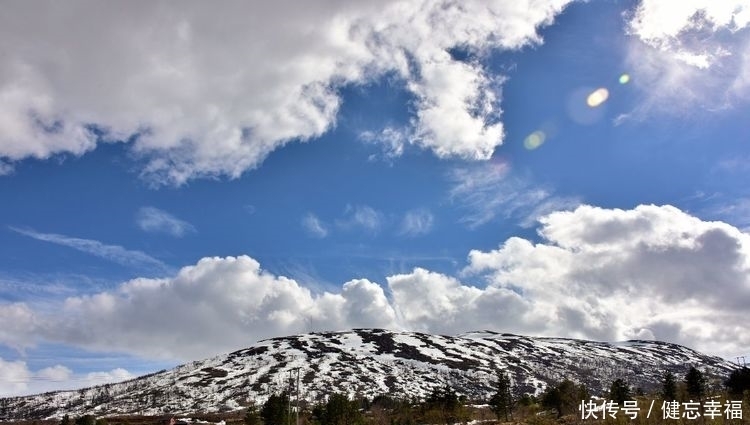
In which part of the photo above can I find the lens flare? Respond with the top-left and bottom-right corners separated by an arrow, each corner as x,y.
619,74 -> 630,84
523,131 -> 546,150
586,88 -> 609,108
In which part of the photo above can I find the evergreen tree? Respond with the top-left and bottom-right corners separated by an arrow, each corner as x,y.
725,367 -> 750,397
425,385 -> 461,424
609,379 -> 631,404
517,393 -> 535,407
318,393 -> 362,425
685,367 -> 706,400
74,416 -> 96,425
541,386 -> 561,417
662,371 -> 677,401
489,372 -> 513,421
60,414 -> 71,425
261,392 -> 290,425
74,415 -> 96,425
577,384 -> 590,404
244,403 -> 262,425
541,379 -> 577,418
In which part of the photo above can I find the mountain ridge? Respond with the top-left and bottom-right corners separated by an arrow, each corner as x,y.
0,328 -> 739,420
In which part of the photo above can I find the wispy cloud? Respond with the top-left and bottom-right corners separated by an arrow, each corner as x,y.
621,0 -> 750,119
9,227 -> 169,272
448,163 -> 580,229
337,205 -> 384,234
301,213 -> 328,238
136,207 -> 195,237
0,161 -> 13,176
359,127 -> 408,162
399,209 -> 435,237
704,197 -> 750,233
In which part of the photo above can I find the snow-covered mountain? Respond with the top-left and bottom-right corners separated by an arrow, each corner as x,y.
0,329 -> 739,419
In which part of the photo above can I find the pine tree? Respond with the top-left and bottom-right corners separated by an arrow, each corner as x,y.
662,371 -> 677,401
261,392 -> 290,425
489,372 -> 513,421
244,403 -> 261,425
319,393 -> 362,425
60,414 -> 71,425
609,379 -> 631,404
542,379 -> 577,418
425,385 -> 461,425
74,415 -> 96,425
685,367 -> 706,400
725,367 -> 750,397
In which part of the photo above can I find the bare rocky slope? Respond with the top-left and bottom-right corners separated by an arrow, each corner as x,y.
0,329 -> 739,419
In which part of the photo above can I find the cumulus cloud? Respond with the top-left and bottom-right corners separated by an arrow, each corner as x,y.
448,162 -> 579,229
0,303 -> 38,351
624,0 -> 750,115
136,207 -> 196,237
36,365 -> 73,382
2,205 -> 748,365
464,204 -> 750,353
9,227 -> 169,273
0,359 -> 133,397
399,209 -> 435,236
302,213 -> 329,238
17,256 -> 399,360
0,358 -> 31,397
0,0 -> 574,185
83,368 -> 135,388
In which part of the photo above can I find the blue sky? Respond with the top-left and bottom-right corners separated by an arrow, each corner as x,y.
1,0 -> 750,396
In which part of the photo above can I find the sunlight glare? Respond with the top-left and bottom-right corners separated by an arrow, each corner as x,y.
523,131 -> 546,150
586,88 -> 609,107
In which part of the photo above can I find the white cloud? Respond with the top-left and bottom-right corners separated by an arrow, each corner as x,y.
337,205 -> 384,233
302,213 -> 328,238
136,207 -> 196,237
399,209 -> 435,236
463,204 -> 750,353
704,197 -> 750,233
0,358 -> 32,397
9,227 -> 169,272
16,256 -> 400,360
83,368 -> 134,388
624,0 -> 750,115
36,365 -> 73,382
3,204 -> 748,367
0,0 -> 574,185
0,303 -> 38,351
448,162 -> 580,229
0,161 -> 13,176
0,359 -> 132,397
359,127 -> 407,161
629,1 -> 749,50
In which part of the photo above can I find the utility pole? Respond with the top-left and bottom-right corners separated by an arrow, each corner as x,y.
287,367 -> 301,425
287,370 -> 292,425
297,364 -> 302,425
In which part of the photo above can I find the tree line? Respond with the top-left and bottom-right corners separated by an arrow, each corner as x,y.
51,366 -> 749,425
243,366 -> 750,424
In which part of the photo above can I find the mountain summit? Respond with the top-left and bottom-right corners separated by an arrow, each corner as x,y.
0,329 -> 738,419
